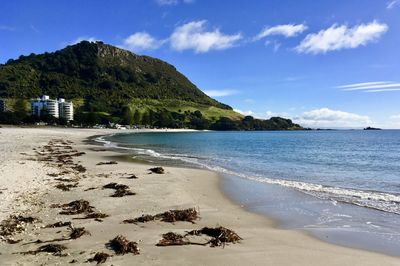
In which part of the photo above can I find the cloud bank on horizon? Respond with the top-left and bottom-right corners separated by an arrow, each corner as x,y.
234,108 -> 374,129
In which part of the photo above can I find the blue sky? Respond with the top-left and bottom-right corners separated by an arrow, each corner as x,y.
1,0 -> 400,128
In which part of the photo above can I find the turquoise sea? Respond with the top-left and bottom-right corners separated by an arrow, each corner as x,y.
98,130 -> 400,256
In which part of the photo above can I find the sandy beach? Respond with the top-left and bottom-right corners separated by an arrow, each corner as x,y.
0,127 -> 399,265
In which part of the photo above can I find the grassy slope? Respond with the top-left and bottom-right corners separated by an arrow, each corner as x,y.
127,98 -> 243,121
4,97 -> 243,122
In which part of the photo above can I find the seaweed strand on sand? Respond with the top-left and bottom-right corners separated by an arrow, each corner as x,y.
87,252 -> 112,264
148,167 -> 165,174
0,215 -> 40,242
96,161 -> 118,165
53,199 -> 94,215
44,221 -> 71,228
123,208 -> 198,224
108,235 -> 140,255
102,182 -> 136,197
17,244 -> 68,256
156,226 -> 242,248
69,226 -> 90,239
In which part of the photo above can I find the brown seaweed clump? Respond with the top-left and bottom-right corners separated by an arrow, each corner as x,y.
186,226 -> 242,247
87,252 -> 112,264
103,183 -> 135,198
108,235 -> 140,255
0,215 -> 40,238
69,227 -> 90,239
156,226 -> 241,248
54,177 -> 77,182
59,200 -> 94,215
19,244 -> 68,256
149,167 -> 165,174
96,161 -> 118,165
84,187 -> 97,191
6,238 -> 22,244
47,173 -> 61,177
111,188 -> 136,197
156,232 -> 190,246
44,221 -> 72,228
123,208 -> 198,224
55,183 -> 78,191
102,183 -> 128,190
72,165 -> 87,173
123,214 -> 155,224
157,208 -> 198,223
74,212 -> 109,220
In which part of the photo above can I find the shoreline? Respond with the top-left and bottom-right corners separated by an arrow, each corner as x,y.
0,127 -> 399,265
97,131 -> 400,257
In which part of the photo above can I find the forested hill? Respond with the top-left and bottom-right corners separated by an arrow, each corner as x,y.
0,41 -> 303,130
0,41 -> 230,111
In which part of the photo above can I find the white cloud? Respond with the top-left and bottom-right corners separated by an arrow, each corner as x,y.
70,36 -> 99,45
294,108 -> 372,128
170,20 -> 242,53
388,114 -> 400,128
119,20 -> 240,53
338,81 -> 400,92
255,24 -> 307,41
265,111 -> 290,119
122,32 -> 164,51
366,88 -> 400,93
337,81 -> 391,89
296,21 -> 388,54
233,109 -> 291,119
234,109 -> 254,116
203,89 -> 239,97
387,0 -> 400,9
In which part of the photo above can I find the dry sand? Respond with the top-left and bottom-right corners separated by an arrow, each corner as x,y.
0,127 -> 399,265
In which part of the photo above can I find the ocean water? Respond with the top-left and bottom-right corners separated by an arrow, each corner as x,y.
98,130 -> 400,256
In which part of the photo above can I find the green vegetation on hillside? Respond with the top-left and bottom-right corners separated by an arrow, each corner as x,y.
0,41 -> 303,130
0,41 -> 229,110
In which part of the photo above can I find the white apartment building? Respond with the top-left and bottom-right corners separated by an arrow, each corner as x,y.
31,95 -> 59,118
58,98 -> 74,121
31,95 -> 74,121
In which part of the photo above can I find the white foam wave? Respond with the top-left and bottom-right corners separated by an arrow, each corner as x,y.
95,135 -> 400,215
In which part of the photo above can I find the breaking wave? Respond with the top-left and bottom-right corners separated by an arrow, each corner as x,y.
95,135 -> 400,215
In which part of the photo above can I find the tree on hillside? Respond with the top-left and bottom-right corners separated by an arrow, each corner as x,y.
133,110 -> 141,125
13,98 -> 29,120
122,106 -> 134,125
141,111 -> 150,126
